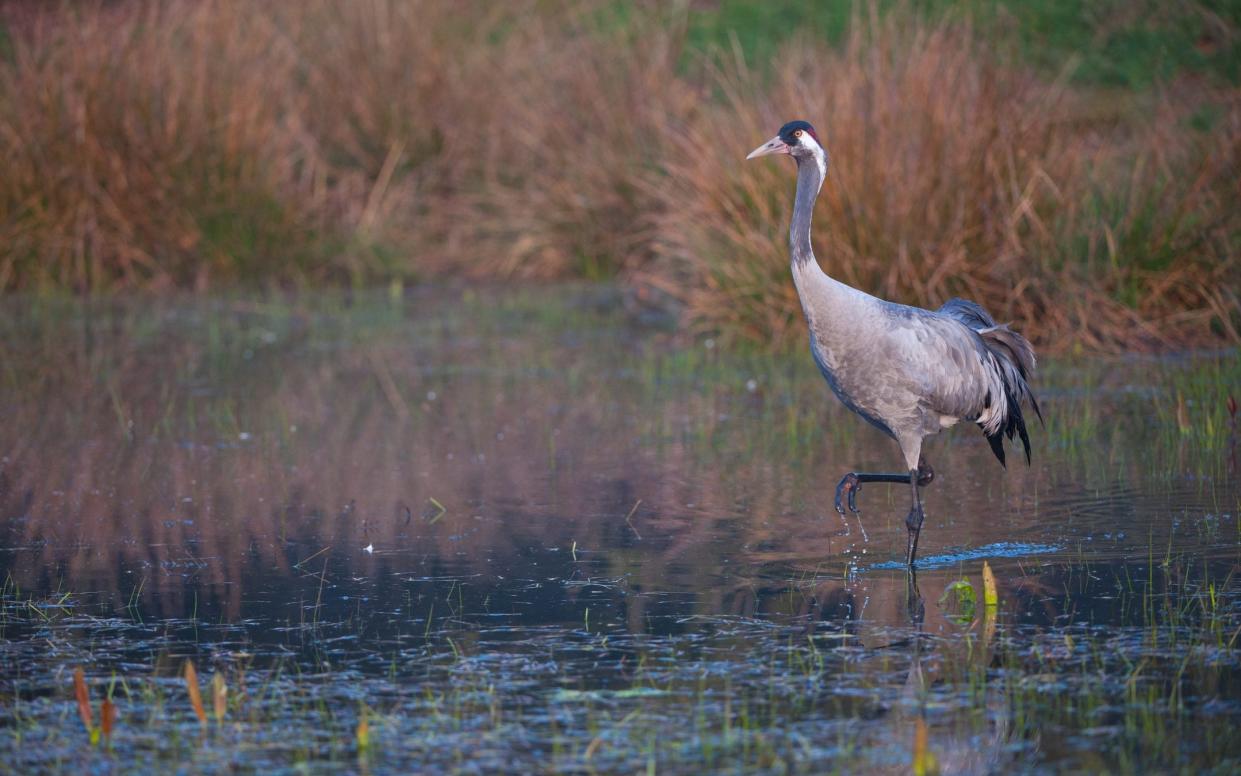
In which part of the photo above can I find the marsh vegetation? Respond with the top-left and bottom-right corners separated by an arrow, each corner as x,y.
0,0 -> 1237,348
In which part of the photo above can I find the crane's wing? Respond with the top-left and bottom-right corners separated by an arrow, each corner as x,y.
937,297 -> 1037,380
905,316 -> 1000,421
908,309 -> 1041,467
936,297 -> 996,329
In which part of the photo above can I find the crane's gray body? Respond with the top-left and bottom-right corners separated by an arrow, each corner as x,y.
776,129 -> 1036,472
797,267 -> 1004,468
746,120 -> 1037,564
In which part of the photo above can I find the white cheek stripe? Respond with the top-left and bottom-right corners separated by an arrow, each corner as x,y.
800,133 -> 828,179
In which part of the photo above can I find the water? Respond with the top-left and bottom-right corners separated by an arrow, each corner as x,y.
1,288 -> 1238,773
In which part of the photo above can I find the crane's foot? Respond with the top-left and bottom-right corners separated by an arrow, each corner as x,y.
834,470 -> 924,515
834,472 -> 861,514
905,503 -> 925,566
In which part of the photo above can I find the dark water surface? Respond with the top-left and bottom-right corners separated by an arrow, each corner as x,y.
1,289 -> 1238,773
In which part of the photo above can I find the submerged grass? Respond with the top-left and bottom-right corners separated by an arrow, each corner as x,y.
0,1 -> 1237,350
1,552 -> 1238,772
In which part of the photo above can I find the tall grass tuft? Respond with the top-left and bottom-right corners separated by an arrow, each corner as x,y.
649,15 -> 1240,350
0,1 -> 1236,350
0,2 -> 319,289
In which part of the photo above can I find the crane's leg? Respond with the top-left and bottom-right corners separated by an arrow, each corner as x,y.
902,435 -> 929,567
835,437 -> 931,566
833,459 -> 934,514
904,470 -> 925,567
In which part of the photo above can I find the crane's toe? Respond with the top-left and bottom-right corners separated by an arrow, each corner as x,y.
834,473 -> 861,514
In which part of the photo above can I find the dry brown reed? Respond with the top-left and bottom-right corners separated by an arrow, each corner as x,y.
73,666 -> 93,734
1,1 -> 313,289
649,17 -> 1241,351
184,660 -> 207,726
0,1 -> 1236,350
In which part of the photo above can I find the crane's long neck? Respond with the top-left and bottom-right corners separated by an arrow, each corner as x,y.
790,154 -> 826,269
787,148 -> 865,346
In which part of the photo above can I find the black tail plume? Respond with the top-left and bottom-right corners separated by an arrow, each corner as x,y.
978,324 -> 1040,467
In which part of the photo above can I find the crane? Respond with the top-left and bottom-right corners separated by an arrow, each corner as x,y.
747,120 -> 1041,566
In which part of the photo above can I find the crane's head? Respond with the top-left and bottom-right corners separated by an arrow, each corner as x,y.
745,120 -> 825,164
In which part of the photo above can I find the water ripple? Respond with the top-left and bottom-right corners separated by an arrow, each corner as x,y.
869,541 -> 1064,570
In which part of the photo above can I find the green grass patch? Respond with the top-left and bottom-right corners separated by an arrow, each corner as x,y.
686,0 -> 1241,88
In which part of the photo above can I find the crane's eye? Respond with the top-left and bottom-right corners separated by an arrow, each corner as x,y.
793,129 -> 804,139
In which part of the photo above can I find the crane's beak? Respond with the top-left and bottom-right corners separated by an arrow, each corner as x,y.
745,135 -> 789,160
